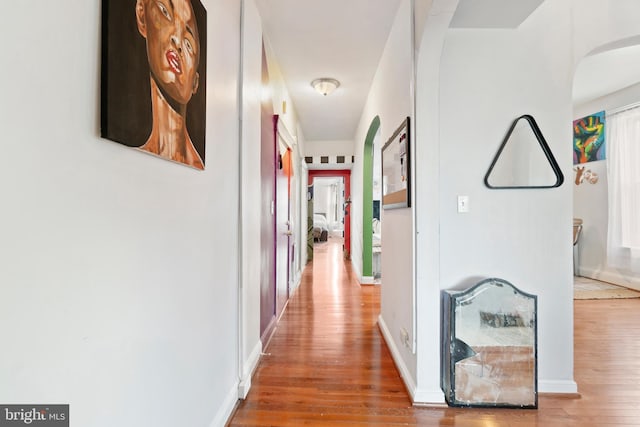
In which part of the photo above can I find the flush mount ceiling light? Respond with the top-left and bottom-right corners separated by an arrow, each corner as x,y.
311,78 -> 340,96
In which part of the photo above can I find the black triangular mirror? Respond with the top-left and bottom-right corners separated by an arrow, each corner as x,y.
485,115 -> 564,189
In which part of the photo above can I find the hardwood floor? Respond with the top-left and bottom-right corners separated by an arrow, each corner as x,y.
229,239 -> 640,426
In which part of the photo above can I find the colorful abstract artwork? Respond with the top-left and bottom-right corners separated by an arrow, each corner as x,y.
573,111 -> 605,164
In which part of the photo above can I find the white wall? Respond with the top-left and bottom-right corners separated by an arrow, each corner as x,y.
373,133 -> 383,201
0,1 -> 242,426
438,14 -> 575,395
305,140 -> 354,157
413,0 -> 458,403
352,0 -> 415,393
314,179 -> 332,217
290,141 -> 306,289
573,82 -> 640,289
412,0 -> 640,403
262,34 -> 307,290
300,163 -> 310,267
263,39 -> 304,155
239,0 -> 264,397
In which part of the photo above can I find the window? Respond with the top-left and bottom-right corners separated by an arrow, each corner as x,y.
607,106 -> 640,268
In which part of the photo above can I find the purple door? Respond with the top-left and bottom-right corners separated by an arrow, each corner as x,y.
259,42 -> 276,344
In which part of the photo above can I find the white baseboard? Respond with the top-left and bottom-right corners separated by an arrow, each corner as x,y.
237,379 -> 251,401
539,379 -> 578,394
209,382 -> 239,427
579,267 -> 640,291
412,389 -> 446,405
290,270 -> 302,293
350,259 -> 362,282
360,276 -> 375,285
238,341 -> 262,399
377,315 -> 417,401
379,316 -> 581,403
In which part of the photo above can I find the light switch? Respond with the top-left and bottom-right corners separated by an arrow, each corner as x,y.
457,195 -> 469,213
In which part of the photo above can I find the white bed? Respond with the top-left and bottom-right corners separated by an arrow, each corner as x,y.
313,213 -> 329,241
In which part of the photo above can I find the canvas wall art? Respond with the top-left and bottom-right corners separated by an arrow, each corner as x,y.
382,117 -> 411,209
101,0 -> 207,170
573,111 -> 605,165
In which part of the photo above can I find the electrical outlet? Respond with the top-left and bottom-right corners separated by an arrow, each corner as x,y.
400,328 -> 410,348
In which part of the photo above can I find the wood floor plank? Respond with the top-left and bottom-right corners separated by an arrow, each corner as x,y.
228,238 -> 640,426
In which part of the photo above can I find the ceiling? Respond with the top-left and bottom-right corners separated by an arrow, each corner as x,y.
253,0 -> 640,142
254,0 -> 401,142
449,0 -> 544,29
573,43 -> 640,106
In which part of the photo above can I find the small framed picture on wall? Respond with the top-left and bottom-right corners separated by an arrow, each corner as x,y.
381,117 -> 411,209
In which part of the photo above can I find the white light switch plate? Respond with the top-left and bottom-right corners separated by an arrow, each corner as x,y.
457,196 -> 469,213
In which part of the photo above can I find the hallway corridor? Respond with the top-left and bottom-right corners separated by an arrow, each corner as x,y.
229,237 -> 640,426
230,237 -> 412,425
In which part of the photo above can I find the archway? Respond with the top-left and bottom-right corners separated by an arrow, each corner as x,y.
572,36 -> 640,286
362,116 -> 380,280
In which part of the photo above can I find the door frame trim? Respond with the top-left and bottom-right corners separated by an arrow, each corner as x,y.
308,169 -> 352,258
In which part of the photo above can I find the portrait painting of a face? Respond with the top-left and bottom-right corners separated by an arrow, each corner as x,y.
101,0 -> 207,170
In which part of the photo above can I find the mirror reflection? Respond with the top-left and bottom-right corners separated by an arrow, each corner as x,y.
442,278 -> 537,408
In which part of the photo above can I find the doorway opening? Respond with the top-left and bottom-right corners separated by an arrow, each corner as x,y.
572,36 -> 640,294
308,170 -> 352,261
363,116 -> 381,284
312,177 -> 345,245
